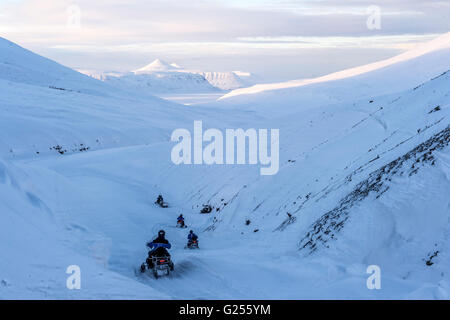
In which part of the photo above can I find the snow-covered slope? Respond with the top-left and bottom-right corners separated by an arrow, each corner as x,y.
0,38 -> 126,98
1,34 -> 449,299
0,39 -> 223,160
218,32 -> 450,116
0,159 -> 169,299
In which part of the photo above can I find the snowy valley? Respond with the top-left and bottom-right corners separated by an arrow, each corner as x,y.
0,32 -> 449,299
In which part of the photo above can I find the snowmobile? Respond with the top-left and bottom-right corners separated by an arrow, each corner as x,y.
185,239 -> 199,249
140,254 -> 174,278
176,220 -> 187,228
155,195 -> 168,208
200,204 -> 212,214
149,256 -> 172,278
140,239 -> 174,278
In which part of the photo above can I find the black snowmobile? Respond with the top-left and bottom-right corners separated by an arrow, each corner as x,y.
185,230 -> 199,249
200,204 -> 212,214
176,214 -> 187,228
185,239 -> 199,249
155,194 -> 168,208
146,254 -> 172,278
140,230 -> 174,278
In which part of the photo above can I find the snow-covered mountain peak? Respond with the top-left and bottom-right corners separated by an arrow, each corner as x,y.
133,58 -> 178,74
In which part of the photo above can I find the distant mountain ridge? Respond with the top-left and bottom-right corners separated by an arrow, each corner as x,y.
81,59 -> 254,92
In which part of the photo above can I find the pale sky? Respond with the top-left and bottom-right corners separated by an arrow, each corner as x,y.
0,0 -> 449,81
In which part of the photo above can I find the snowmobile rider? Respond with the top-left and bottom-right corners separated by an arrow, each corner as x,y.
146,230 -> 174,269
147,229 -> 171,256
155,194 -> 164,206
177,214 -> 185,227
187,230 -> 198,244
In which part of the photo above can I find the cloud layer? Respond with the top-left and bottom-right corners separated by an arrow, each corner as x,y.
1,0 -> 448,80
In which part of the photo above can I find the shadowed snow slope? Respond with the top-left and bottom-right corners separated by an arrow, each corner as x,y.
1,35 -> 449,299
0,38 -> 128,98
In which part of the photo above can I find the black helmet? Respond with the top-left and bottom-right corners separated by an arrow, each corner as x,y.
189,230 -> 193,234
158,230 -> 166,237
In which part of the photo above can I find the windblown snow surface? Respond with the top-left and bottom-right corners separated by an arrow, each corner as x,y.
1,33 -> 449,299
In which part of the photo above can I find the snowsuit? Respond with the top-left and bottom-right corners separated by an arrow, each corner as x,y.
147,236 -> 171,258
146,236 -> 173,269
177,216 -> 185,227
